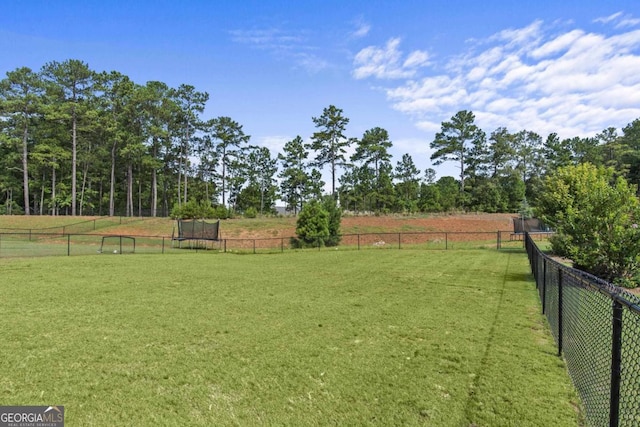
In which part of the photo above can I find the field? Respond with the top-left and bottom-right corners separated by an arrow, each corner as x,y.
0,213 -> 526,257
0,213 -> 516,238
0,248 -> 581,426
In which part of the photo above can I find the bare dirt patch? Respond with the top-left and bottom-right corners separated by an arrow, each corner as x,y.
223,213 -> 515,240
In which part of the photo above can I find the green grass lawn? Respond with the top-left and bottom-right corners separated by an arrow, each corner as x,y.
0,250 -> 581,426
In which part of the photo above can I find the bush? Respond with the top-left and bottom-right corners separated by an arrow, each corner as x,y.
322,196 -> 342,247
292,199 -> 329,248
244,207 -> 258,218
537,163 -> 640,287
171,200 -> 223,219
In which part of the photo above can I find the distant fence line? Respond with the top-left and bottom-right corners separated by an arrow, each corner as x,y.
525,232 -> 640,427
0,216 -> 143,237
0,230 -> 546,258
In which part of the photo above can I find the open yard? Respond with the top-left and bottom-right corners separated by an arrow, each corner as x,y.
0,249 -> 580,426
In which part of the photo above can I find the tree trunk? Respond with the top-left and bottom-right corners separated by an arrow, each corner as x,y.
460,155 -> 465,194
22,120 -> 30,215
127,162 -> 133,217
71,103 -> 77,216
151,138 -> 158,217
183,124 -> 189,205
51,164 -> 57,216
39,173 -> 45,215
177,155 -> 182,208
138,177 -> 142,217
79,161 -> 89,216
109,141 -> 116,216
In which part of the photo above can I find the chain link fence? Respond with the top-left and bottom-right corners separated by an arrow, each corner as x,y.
525,232 -> 640,426
0,230 -> 529,258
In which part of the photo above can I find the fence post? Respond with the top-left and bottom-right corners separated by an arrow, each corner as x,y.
445,233 -> 448,250
398,233 -> 401,250
496,231 -> 500,250
541,265 -> 547,315
119,236 -> 123,254
162,237 -> 165,254
281,238 -> 284,253
224,239 -> 227,253
357,234 -> 360,251
557,269 -> 563,357
67,234 -> 71,256
253,239 -> 256,254
610,300 -> 623,427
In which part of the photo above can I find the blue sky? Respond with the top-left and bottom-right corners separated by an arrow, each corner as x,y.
2,0 -> 640,182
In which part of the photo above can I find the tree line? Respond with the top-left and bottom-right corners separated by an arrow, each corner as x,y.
2,59 -> 640,217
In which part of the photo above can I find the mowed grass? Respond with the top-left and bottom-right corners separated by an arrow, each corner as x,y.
0,250 -> 581,426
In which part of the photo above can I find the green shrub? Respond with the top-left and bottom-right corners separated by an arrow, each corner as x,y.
171,200 -> 219,219
537,163 -> 640,287
244,207 -> 258,218
322,196 -> 342,247
292,199 -> 330,248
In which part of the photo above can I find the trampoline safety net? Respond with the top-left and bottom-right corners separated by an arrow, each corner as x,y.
175,219 -> 220,241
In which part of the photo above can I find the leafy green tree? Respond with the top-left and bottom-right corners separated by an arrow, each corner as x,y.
419,183 -> 442,212
487,127 -> 516,178
350,127 -> 394,212
424,168 -> 437,184
542,132 -> 573,171
0,67 -> 44,214
597,127 -> 626,174
497,171 -> 526,212
41,59 -> 95,216
337,168 -> 360,212
208,116 -> 250,207
279,136 -> 325,214
469,177 -> 505,213
172,84 -> 208,206
170,199 -> 217,219
435,176 -> 460,211
430,110 -> 485,194
513,130 -> 543,198
352,127 -> 392,182
243,146 -> 277,214
619,119 -> 640,188
321,195 -> 342,246
571,136 -> 602,165
94,71 -> 136,216
394,153 -> 420,212
293,199 -> 330,248
308,105 -> 351,197
537,163 -> 640,286
137,80 -> 176,217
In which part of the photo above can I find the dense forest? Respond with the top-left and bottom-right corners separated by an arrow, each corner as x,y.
1,59 -> 640,217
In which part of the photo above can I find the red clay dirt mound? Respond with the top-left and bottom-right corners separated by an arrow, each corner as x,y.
60,213 -> 516,239
341,213 -> 514,233
225,213 -> 516,239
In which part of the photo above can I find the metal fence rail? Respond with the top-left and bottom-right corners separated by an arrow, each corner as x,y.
525,232 -> 640,427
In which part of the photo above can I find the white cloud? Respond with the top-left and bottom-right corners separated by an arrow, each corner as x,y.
593,12 -> 623,24
594,11 -> 640,29
352,38 -> 430,79
229,27 -> 330,73
256,135 -> 290,154
229,28 -> 304,49
356,19 -> 640,142
403,50 -> 430,69
351,19 -> 371,38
